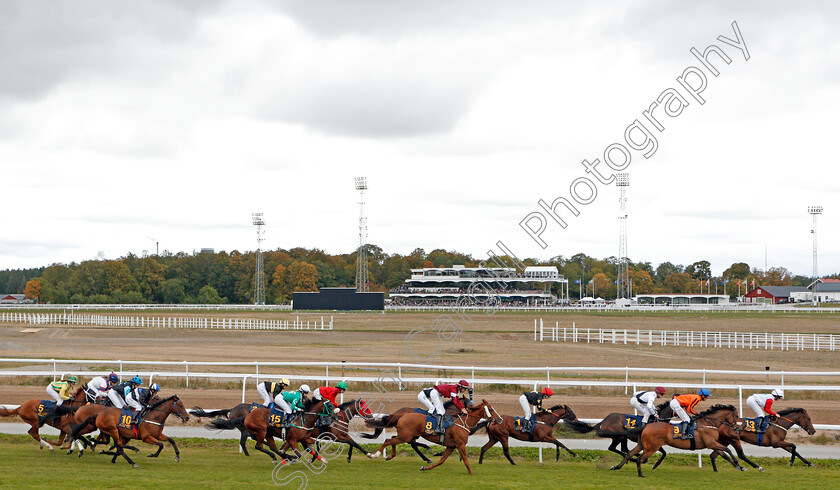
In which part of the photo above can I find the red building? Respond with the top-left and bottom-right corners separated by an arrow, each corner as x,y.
744,286 -> 809,304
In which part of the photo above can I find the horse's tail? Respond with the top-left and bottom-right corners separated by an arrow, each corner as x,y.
0,405 -> 20,418
37,403 -> 77,426
471,419 -> 489,435
564,419 -> 596,434
207,416 -> 245,431
359,427 -> 383,439
69,414 -> 98,439
363,415 -> 393,429
191,407 -> 231,418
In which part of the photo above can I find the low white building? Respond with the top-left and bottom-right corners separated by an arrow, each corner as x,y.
808,279 -> 840,303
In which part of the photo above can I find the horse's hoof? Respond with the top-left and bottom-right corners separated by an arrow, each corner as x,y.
809,463 -> 815,467
739,467 -> 746,472
134,449 -> 141,454
175,456 -> 180,463
133,464 -> 139,468
419,466 -> 426,471
758,467 -> 765,472
610,466 -> 619,471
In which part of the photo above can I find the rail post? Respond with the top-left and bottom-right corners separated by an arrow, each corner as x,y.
625,367 -> 629,395
52,358 -> 57,382
738,386 -> 743,415
184,360 -> 189,387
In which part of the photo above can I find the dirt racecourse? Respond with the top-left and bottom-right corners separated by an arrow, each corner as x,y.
1,311 -> 839,431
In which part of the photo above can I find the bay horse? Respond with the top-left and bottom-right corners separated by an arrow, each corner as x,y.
0,386 -> 88,451
478,404 -> 583,464
370,399 -> 502,474
64,402 -> 118,456
735,408 -> 816,467
71,395 -> 189,467
566,400 -> 673,467
362,399 -> 470,463
610,404 -> 745,477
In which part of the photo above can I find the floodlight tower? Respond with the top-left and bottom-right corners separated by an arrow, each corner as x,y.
808,205 -> 822,306
616,173 -> 630,300
252,212 -> 266,305
355,177 -> 369,293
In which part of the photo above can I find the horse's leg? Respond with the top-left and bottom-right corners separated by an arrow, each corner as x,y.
157,435 -> 180,463
499,436 -> 516,465
650,447 -> 667,469
238,429 -> 250,456
730,440 -> 763,471
410,439 -> 432,463
420,446 -> 454,471
252,428 -> 278,462
777,442 -> 815,467
112,432 -> 138,467
371,434 -> 404,460
709,441 -> 744,471
607,437 -> 626,458
478,436 -> 497,464
544,436 -> 576,459
26,422 -> 54,452
456,443 -> 472,475
141,435 -> 165,458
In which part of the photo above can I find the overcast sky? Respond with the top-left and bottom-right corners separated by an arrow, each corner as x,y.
2,1 -> 838,276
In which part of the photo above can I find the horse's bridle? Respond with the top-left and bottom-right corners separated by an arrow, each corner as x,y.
773,414 -> 814,435
700,412 -> 739,432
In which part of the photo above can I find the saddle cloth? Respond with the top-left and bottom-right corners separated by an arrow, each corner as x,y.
413,408 -> 429,415
741,417 -> 763,433
514,416 -> 531,431
37,400 -> 56,416
117,408 -> 137,429
423,414 -> 452,435
248,402 -> 262,413
623,415 -> 644,429
268,406 -> 287,428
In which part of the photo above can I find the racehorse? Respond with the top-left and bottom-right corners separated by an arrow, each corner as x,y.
362,399 -> 470,463
64,402 -> 116,456
370,399 -> 502,474
310,399 -> 375,462
478,404 -> 584,464
610,404 -> 745,477
0,386 -> 88,451
735,408 -> 817,467
71,395 -> 189,467
566,400 -> 673,467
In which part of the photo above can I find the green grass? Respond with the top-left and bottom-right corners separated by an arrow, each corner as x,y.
1,435 -> 838,489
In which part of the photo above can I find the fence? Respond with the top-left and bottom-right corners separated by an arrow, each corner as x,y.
534,319 -> 839,351
0,311 -> 333,331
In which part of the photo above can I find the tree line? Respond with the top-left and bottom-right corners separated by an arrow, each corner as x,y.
0,246 -> 834,304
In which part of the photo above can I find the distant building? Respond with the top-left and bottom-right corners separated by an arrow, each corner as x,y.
635,294 -> 729,305
744,286 -> 809,304
0,294 -> 27,304
200,248 -> 215,254
807,279 -> 840,303
390,265 -> 568,306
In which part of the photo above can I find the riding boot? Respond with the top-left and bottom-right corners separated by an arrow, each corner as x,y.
435,414 -> 445,434
758,416 -> 768,433
678,422 -> 690,439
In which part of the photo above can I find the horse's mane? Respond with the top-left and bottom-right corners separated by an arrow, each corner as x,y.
149,395 -> 177,409
777,407 -> 805,416
698,404 -> 736,417
338,399 -> 358,410
656,401 -> 670,412
546,404 -> 565,411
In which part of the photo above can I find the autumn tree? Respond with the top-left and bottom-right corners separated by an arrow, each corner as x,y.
24,279 -> 42,302
286,261 -> 318,293
630,270 -> 653,294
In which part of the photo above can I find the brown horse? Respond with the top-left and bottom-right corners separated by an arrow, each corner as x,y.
478,404 -> 583,464
735,408 -> 817,467
362,399 -> 470,463
64,402 -> 117,456
72,395 -> 189,467
567,400 -> 673,468
0,386 -> 88,450
610,404 -> 745,477
370,399 -> 502,474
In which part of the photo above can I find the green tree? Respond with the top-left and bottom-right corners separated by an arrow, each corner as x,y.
664,272 -> 693,293
722,262 -> 751,280
197,285 -> 225,304
159,279 -> 186,304
686,260 -> 711,280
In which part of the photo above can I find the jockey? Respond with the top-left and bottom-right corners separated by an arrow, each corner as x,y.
46,375 -> 78,406
276,385 -> 308,424
132,383 -> 160,423
86,372 -> 119,402
418,380 -> 469,433
746,388 -> 783,433
631,386 -> 666,424
313,382 -> 347,414
257,378 -> 290,407
669,388 -> 710,439
518,388 -> 553,433
108,376 -> 143,409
